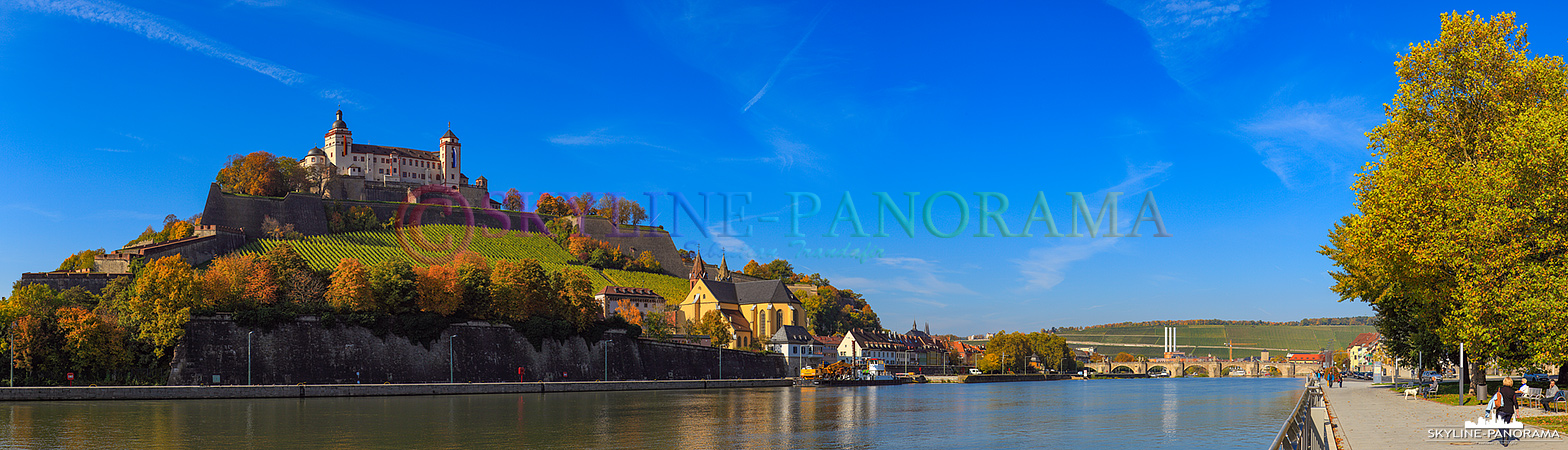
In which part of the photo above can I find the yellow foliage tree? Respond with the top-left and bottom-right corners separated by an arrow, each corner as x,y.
127,256 -> 201,357
325,258 -> 373,311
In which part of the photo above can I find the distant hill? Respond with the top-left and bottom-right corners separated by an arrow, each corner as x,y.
1054,321 -> 1377,360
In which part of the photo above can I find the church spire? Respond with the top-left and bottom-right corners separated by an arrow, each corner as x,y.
688,251 -> 708,285
717,254 -> 730,281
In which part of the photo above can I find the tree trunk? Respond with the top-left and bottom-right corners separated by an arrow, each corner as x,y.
1471,360 -> 1488,402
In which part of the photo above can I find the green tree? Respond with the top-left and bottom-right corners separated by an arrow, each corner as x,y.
642,310 -> 675,342
57,249 -> 105,272
368,259 -> 417,315
692,310 -> 731,348
1321,11 -> 1568,401
126,256 -> 201,357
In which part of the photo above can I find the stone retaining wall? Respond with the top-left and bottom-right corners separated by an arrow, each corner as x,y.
0,379 -> 792,401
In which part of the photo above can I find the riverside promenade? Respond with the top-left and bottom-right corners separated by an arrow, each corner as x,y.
1326,379 -> 1563,448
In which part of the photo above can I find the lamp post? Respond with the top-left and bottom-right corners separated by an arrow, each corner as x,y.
247,331 -> 254,385
448,335 -> 458,383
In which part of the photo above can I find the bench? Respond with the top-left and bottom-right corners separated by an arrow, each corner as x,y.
1520,387 -> 1542,409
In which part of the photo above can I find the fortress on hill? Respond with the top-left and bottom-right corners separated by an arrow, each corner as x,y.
20,110 -> 688,290
300,110 -> 492,208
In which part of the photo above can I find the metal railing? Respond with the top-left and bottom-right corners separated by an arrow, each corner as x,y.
1268,384 -> 1327,450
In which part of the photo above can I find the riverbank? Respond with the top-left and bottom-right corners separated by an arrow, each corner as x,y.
0,379 -> 792,402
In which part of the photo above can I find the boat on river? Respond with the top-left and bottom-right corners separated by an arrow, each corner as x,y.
799,359 -> 911,386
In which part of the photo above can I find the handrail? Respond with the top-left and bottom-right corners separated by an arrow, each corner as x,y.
1267,384 -> 1326,450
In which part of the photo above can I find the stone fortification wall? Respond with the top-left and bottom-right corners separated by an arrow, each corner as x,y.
170,317 -> 786,385
199,184 -> 331,238
14,272 -> 129,294
576,217 -> 687,277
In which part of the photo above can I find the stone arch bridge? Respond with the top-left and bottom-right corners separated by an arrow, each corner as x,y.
1088,359 -> 1322,377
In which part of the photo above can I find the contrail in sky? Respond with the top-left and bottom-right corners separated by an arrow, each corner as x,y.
9,0 -> 308,86
741,3 -> 833,113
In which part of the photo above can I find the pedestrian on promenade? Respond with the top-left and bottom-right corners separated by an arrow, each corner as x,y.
1545,381 -> 1564,411
1497,377 -> 1518,446
1337,370 -> 1344,388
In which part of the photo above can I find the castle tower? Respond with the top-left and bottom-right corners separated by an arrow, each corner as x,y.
324,110 -> 352,170
439,128 -> 460,186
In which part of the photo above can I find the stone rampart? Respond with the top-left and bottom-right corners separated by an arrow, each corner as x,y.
0,379 -> 792,401
170,316 -> 786,386
14,272 -> 130,294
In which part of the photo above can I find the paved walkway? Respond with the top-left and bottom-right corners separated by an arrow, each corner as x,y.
1326,379 -> 1564,448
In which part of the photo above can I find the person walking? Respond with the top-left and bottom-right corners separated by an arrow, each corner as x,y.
1498,377 -> 1518,446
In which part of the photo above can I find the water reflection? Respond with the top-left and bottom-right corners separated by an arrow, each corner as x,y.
0,378 -> 1302,449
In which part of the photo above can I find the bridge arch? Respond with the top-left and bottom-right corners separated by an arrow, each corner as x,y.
1111,365 -> 1135,374
1261,365 -> 1283,377
1221,365 -> 1245,377
1147,365 -> 1169,376
1183,365 -> 1210,377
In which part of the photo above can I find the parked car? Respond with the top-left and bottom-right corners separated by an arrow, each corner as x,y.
969,368 -> 983,375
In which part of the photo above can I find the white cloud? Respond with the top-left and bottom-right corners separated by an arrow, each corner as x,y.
1241,97 -> 1378,188
547,129 -> 675,151
1110,0 -> 1267,85
1101,161 -> 1172,198
1014,238 -> 1120,291
6,203 -> 63,220
834,257 -> 975,302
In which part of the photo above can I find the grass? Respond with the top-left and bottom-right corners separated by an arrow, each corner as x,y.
1520,415 -> 1568,433
234,224 -> 574,270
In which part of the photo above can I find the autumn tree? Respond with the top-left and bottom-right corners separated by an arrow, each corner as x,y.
1321,11 -> 1568,401
568,192 -> 597,217
56,306 -> 130,378
1114,352 -> 1137,362
216,151 -> 309,197
414,264 -> 462,315
741,260 -> 761,277
614,299 -> 642,326
126,256 -> 202,356
326,258 -> 374,312
200,254 -> 277,310
626,251 -> 662,273
642,310 -> 675,342
536,193 -> 570,216
545,217 -> 577,248
595,195 -> 648,226
692,310 -> 732,348
451,251 -> 492,318
503,188 -> 525,211
57,249 -> 105,272
558,269 -> 597,331
490,259 -> 553,321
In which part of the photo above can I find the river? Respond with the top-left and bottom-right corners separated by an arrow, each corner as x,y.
1,377 -> 1304,449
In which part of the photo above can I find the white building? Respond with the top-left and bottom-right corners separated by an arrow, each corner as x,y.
312,110 -> 465,187
768,325 -> 823,373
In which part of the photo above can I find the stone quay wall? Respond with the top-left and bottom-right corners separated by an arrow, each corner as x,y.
170,317 -> 786,386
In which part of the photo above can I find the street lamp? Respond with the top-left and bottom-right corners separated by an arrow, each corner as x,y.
448,335 -> 458,383
247,331 -> 254,385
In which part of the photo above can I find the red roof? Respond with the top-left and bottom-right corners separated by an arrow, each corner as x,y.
814,335 -> 844,347
1289,354 -> 1324,362
1348,332 -> 1381,347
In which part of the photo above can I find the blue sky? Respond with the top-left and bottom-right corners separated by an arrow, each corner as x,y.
3,0 -> 1564,336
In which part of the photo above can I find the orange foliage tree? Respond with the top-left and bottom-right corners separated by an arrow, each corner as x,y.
216,151 -> 308,197
325,258 -> 373,311
414,264 -> 461,315
201,254 -> 278,309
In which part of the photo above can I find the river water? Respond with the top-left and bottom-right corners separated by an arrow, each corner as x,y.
1,378 -> 1304,449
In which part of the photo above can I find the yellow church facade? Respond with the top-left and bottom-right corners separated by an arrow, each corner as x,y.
677,254 -> 805,350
